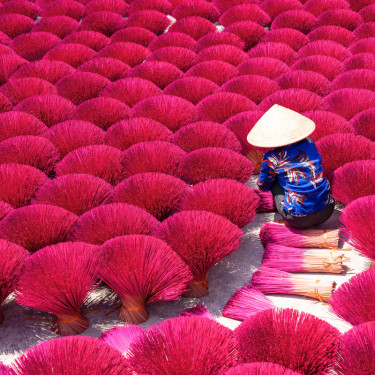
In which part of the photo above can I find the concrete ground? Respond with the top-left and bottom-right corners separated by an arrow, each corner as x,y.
0,176 -> 366,365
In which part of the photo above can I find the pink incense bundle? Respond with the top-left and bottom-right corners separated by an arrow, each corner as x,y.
218,4 -> 270,26
55,145 -> 124,185
63,30 -> 110,51
43,120 -> 105,157
127,0 -> 172,15
254,189 -> 276,212
351,107 -> 375,141
298,40 -> 351,62
0,239 -> 29,324
260,222 -> 340,249
262,243 -> 350,273
100,325 -> 145,355
79,58 -> 130,81
222,284 -> 275,321
84,0 -> 128,15
44,43 -> 97,68
235,308 -> 340,375
354,22 -> 375,38
0,163 -> 47,208
0,136 -> 59,174
260,28 -> 308,51
16,242 -> 100,335
304,0 -> 349,16
178,178 -> 259,228
220,75 -> 279,105
307,25 -> 356,47
172,0 -> 219,21
171,121 -> 241,153
10,60 -> 75,84
147,32 -> 196,52
195,32 -> 245,52
316,133 -> 375,176
125,10 -> 170,35
0,13 -> 33,38
180,147 -> 255,184
276,71 -> 330,95
291,55 -> 344,81
98,235 -> 192,324
70,97 -> 131,130
121,141 -> 186,178
9,32 -> 60,61
11,336 -> 131,374
185,60 -> 239,86
213,0 -> 261,14
330,268 -> 375,325
259,88 -> 325,113
0,55 -> 27,86
303,110 -> 354,141
225,21 -> 267,51
153,210 -> 243,297
260,0 -> 303,20
110,27 -> 157,46
271,10 -> 317,33
179,303 -> 215,320
31,16 -> 79,39
56,72 -> 110,105
330,69 -> 375,91
78,11 -> 126,36
127,316 -> 239,374
224,110 -> 267,173
0,78 -> 57,106
42,0 -> 84,20
344,52 -> 375,71
32,174 -> 112,216
110,172 -> 188,221
224,363 -> 303,375
251,267 -> 337,302
196,92 -> 256,124
126,61 -> 183,89
146,46 -> 197,72
15,94 -> 75,127
340,195 -> 375,262
168,16 -> 216,41
105,118 -> 172,151
317,9 -> 363,31
196,44 -> 249,67
0,0 -> 41,19
360,3 -> 375,21
69,203 -> 158,245
100,77 -> 162,108
0,204 -> 77,252
248,42 -> 298,66
132,95 -> 197,132
329,160 -> 375,204
335,322 -> 375,375
164,77 -> 219,105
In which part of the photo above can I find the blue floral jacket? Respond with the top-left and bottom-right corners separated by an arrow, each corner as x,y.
257,138 -> 334,216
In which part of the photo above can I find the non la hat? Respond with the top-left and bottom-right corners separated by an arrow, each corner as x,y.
247,104 -> 316,148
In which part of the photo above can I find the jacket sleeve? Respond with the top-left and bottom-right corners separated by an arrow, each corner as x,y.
257,152 -> 277,192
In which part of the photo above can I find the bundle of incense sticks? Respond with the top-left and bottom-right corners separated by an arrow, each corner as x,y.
251,267 -> 337,302
262,243 -> 351,273
260,222 -> 340,248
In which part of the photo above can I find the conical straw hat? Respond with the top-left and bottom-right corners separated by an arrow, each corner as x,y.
247,104 -> 316,148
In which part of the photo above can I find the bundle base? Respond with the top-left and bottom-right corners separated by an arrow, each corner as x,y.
183,277 -> 209,298
369,261 -> 375,269
52,313 -> 89,336
246,150 -> 264,174
118,302 -> 149,324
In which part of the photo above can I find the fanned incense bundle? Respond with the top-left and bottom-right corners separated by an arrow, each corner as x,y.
147,32 -> 196,52
330,268 -> 375,325
78,57 -> 130,81
335,322 -> 375,375
127,316 -> 239,374
98,235 -> 192,324
251,267 -> 336,302
100,325 -> 145,356
0,240 -> 29,324
254,189 -> 276,212
16,242 -> 100,335
11,336 -> 132,374
63,31 -> 110,51
224,362 -> 303,375
262,243 -> 350,273
179,303 -> 215,320
235,308 -> 340,375
260,222 -> 340,248
110,27 -> 156,46
153,210 -> 243,297
222,284 -> 275,321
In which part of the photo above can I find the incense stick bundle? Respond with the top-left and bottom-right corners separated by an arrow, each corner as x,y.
260,222 -> 339,248
251,267 -> 336,302
262,243 -> 350,273
254,189 -> 276,212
